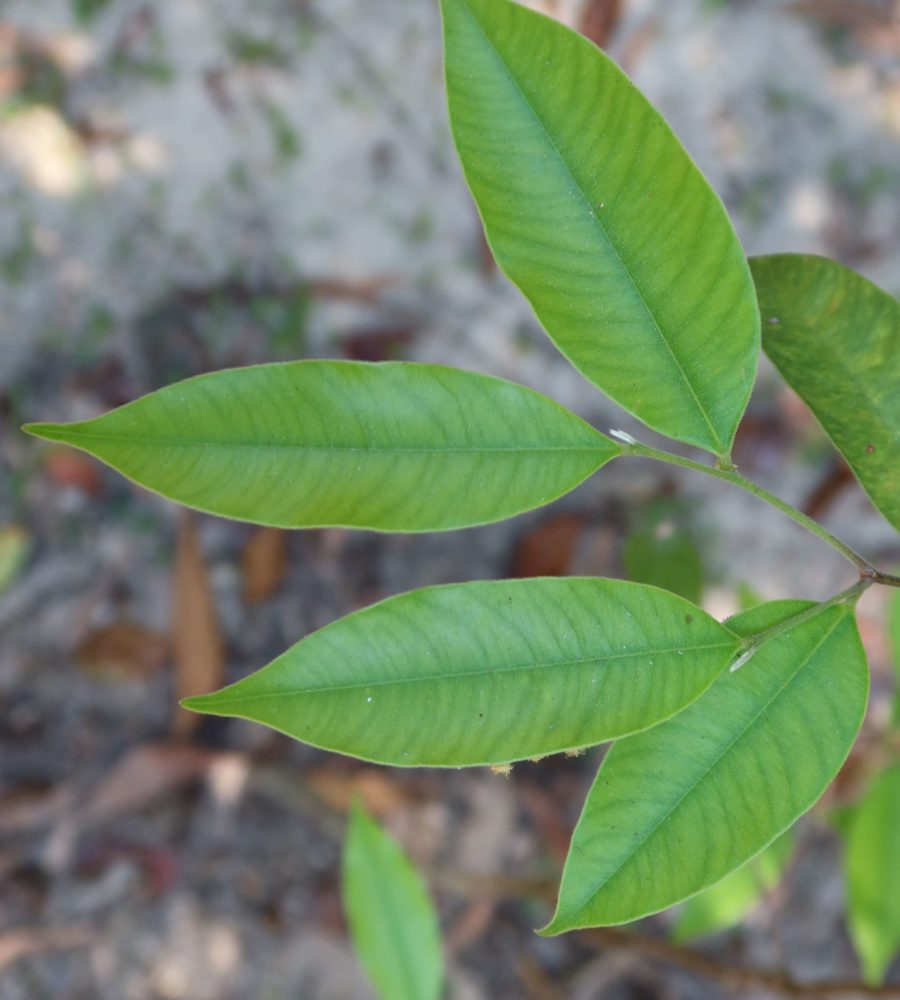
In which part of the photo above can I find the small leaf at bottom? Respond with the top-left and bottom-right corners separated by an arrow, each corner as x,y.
544,600 -> 868,932
344,803 -> 443,1000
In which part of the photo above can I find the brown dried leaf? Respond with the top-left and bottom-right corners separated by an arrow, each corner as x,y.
578,0 -> 623,48
44,447 -> 103,495
81,743 -> 218,827
171,512 -> 224,736
0,783 -> 74,835
512,513 -> 587,578
242,527 -> 288,604
0,926 -> 92,973
446,898 -> 498,956
76,622 -> 169,679
340,326 -> 415,362
305,765 -> 412,817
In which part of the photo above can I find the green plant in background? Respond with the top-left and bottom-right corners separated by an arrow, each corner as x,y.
24,0 -> 900,981
343,803 -> 443,1000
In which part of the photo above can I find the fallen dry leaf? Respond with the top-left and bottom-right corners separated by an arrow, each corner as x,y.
305,765 -> 413,817
171,511 -> 224,736
512,513 -> 588,578
44,447 -> 103,495
0,925 -> 93,974
578,0 -> 623,48
241,527 -> 288,604
340,325 -> 415,362
0,782 -> 75,836
80,743 -> 219,828
76,622 -> 170,679
446,898 -> 498,956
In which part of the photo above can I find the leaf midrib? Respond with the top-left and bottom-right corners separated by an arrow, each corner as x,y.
564,608 -> 847,922
199,639 -> 737,706
453,0 -> 723,453
35,427 -> 612,456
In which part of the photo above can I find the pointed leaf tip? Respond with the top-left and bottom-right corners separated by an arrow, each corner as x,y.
180,694 -> 216,713
22,422 -> 65,441
547,601 -> 867,930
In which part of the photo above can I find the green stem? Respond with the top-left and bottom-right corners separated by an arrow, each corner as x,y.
730,580 -> 870,671
625,442 -> 876,575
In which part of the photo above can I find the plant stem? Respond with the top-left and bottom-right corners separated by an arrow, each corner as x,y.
625,442 -> 881,576
729,580 -> 870,670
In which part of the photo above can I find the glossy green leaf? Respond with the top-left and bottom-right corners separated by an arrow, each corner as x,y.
671,829 -> 794,943
183,578 -> 739,767
344,802 -> 443,1000
844,762 -> 900,985
24,361 -> 620,532
544,599 -> 868,932
441,0 -> 759,455
752,254 -> 900,531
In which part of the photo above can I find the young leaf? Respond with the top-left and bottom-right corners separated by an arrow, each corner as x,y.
24,361 -> 620,532
543,599 -> 868,932
671,829 -> 794,943
441,0 -> 759,456
344,802 -> 443,1000
843,762 -> 900,986
182,578 -> 740,767
751,254 -> 900,531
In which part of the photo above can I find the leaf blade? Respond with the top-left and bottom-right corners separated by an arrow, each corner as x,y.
544,600 -> 868,931
843,762 -> 900,985
344,803 -> 443,1000
752,253 -> 900,531
183,578 -> 740,767
24,361 -> 620,532
441,0 -> 759,454
671,829 -> 795,944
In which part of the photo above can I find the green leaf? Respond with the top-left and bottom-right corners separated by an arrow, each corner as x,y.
844,762 -> 900,985
751,254 -> 900,531
183,578 -> 739,767
0,526 -> 30,594
671,829 -> 794,943
890,591 -> 900,726
344,802 -> 443,1000
543,599 -> 868,932
72,0 -> 113,24
440,0 -> 759,456
622,500 -> 704,603
24,361 -> 620,532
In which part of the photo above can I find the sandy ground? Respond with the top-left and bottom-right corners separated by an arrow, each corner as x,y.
0,0 -> 899,997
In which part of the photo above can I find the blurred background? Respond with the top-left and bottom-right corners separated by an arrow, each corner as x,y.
1,0 -> 899,997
